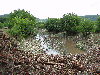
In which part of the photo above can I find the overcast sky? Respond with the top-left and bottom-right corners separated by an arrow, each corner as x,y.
0,0 -> 100,19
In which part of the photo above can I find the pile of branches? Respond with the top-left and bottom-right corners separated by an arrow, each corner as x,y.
0,31 -> 100,74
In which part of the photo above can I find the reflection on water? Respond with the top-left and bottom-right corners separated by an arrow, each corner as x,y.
35,33 -> 60,55
35,31 -> 85,55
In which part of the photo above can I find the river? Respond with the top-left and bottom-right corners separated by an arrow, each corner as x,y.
35,30 -> 85,55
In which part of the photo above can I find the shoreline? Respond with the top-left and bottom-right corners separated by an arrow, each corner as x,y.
1,29 -> 100,74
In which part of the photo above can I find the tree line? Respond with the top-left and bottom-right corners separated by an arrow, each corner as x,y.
0,9 -> 100,42
1,14 -> 99,23
44,13 -> 100,38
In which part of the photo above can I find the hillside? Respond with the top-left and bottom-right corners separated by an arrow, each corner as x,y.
80,15 -> 100,22
0,14 -> 9,17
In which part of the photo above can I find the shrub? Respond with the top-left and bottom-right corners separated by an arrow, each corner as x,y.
45,18 -> 61,33
76,18 -> 95,37
0,22 -> 4,28
8,16 -> 36,42
60,13 -> 82,36
95,16 -> 100,33
0,17 -> 7,23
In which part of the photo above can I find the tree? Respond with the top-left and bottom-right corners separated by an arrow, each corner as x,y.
0,17 -> 7,23
95,16 -> 100,33
4,9 -> 36,29
45,18 -> 61,33
76,18 -> 95,37
0,22 -> 4,28
60,13 -> 82,36
8,16 -> 36,42
5,9 -> 37,42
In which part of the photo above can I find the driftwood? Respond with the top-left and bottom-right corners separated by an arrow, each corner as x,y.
0,31 -> 100,75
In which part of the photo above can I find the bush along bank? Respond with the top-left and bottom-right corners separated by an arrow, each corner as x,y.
44,13 -> 99,52
0,31 -> 100,74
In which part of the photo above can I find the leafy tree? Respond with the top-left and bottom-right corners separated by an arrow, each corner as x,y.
76,18 -> 94,37
45,18 -> 61,33
5,9 -> 37,42
95,16 -> 100,33
0,17 -> 7,23
8,16 -> 36,42
4,9 -> 36,29
60,13 -> 82,36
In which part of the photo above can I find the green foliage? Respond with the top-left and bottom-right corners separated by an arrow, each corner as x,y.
0,17 -> 7,23
4,9 -> 36,29
7,16 -> 36,42
73,44 -> 86,51
0,22 -> 4,28
95,16 -> 100,33
60,13 -> 82,35
92,22 -> 97,33
45,18 -> 61,33
76,18 -> 95,37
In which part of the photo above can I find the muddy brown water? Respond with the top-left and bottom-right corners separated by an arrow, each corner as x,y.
35,31 -> 85,55
59,38 -> 85,54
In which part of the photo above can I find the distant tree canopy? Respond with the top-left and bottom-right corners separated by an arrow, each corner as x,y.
0,14 -> 9,17
36,18 -> 47,22
1,14 -> 99,23
80,15 -> 99,22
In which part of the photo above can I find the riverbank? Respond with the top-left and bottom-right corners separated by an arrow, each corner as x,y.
1,28 -> 100,55
24,28 -> 100,55
1,30 -> 100,74
17,28 -> 84,55
47,29 -> 100,52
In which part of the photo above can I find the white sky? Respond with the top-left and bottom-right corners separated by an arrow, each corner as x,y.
0,0 -> 100,19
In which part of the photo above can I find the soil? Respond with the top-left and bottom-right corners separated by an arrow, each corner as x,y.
0,29 -> 100,74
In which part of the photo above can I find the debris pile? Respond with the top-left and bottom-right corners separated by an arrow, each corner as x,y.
0,31 -> 100,74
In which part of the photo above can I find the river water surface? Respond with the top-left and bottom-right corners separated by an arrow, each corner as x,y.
35,30 -> 85,55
